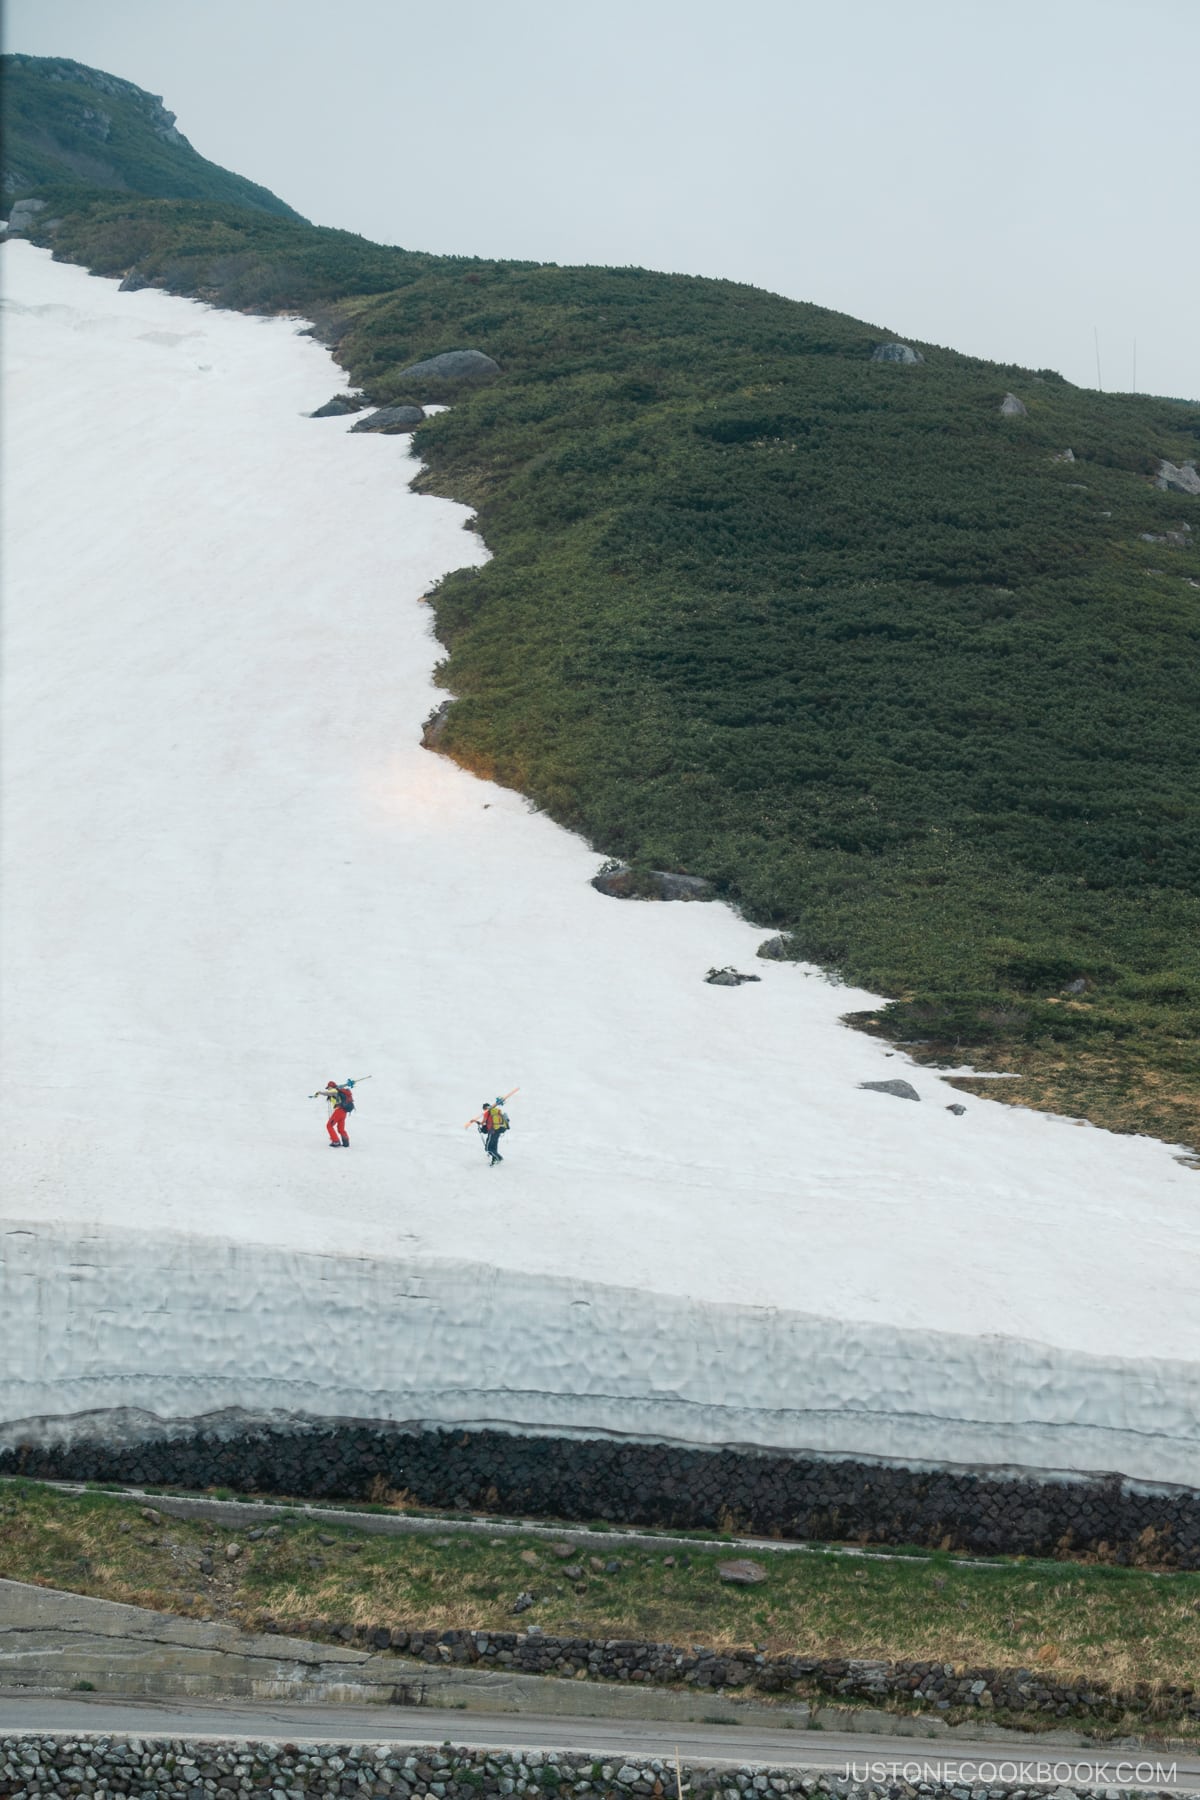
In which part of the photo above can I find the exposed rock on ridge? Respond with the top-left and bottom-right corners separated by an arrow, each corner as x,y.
1,52 -> 303,217
350,403 -> 425,434
592,864 -> 715,901
871,342 -> 924,364
1157,459 -> 1200,496
396,349 -> 501,385
3,197 -> 46,232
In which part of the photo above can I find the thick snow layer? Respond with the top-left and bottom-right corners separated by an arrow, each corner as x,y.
2,244 -> 1198,1484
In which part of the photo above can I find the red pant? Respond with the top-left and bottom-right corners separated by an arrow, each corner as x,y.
326,1107 -> 348,1143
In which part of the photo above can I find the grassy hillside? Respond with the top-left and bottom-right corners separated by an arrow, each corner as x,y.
5,102 -> 1199,1147
2,55 -> 301,218
5,1482 -> 1200,1723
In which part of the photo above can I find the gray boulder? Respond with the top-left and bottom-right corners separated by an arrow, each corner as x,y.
1000,393 -> 1028,417
872,342 -> 924,364
859,1078 -> 920,1101
658,871 -> 715,900
591,865 -> 714,902
1156,460 -> 1200,496
5,197 -> 47,233
1052,447 -> 1075,463
350,403 -> 425,435
310,393 -> 366,418
395,349 -> 500,385
946,1103 -> 967,1116
704,966 -> 761,986
718,1558 -> 768,1585
756,934 -> 792,960
118,271 -> 150,293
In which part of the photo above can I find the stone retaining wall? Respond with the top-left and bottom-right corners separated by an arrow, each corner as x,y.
0,1737 -> 1182,1800
4,1425 -> 1198,1567
262,1623 -> 1199,1728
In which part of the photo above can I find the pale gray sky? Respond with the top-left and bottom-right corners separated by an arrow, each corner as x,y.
7,0 -> 1198,399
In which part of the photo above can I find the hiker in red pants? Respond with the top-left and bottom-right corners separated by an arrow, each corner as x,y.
311,1078 -> 356,1147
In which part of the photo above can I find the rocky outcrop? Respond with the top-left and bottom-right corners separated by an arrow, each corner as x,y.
4,197 -> 46,233
871,342 -> 923,363
310,392 -> 366,418
591,864 -> 715,901
999,393 -> 1027,417
396,348 -> 501,384
3,54 -> 303,218
350,403 -> 425,434
704,966 -> 760,986
756,934 -> 792,959
76,105 -> 112,141
421,699 -> 452,748
859,1078 -> 920,1101
1139,525 -> 1192,547
1052,447 -> 1075,462
1156,459 -> 1200,496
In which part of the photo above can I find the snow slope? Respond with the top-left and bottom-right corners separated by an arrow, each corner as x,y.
2,244 -> 1197,1484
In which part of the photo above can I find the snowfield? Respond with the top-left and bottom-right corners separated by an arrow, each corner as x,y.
2,243 -> 1197,1485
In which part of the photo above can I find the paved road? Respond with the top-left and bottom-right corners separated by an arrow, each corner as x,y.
2,1696 -> 1197,1790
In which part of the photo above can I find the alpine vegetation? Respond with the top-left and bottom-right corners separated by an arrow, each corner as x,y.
1,55 -> 1198,1497
4,51 -> 1197,1144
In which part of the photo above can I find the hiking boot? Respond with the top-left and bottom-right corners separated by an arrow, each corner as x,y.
340,1136 -> 350,1146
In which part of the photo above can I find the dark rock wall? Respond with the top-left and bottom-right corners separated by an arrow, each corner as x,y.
3,1423 -> 1197,1567
0,1738 -> 1183,1800
254,1620 -> 1200,1726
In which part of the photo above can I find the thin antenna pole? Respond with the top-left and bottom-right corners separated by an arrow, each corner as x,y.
1094,326 -> 1103,392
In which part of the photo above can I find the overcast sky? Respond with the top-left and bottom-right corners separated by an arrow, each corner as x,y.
7,0 -> 1198,399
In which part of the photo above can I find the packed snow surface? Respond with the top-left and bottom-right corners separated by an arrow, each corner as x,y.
2,245 -> 1197,1483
